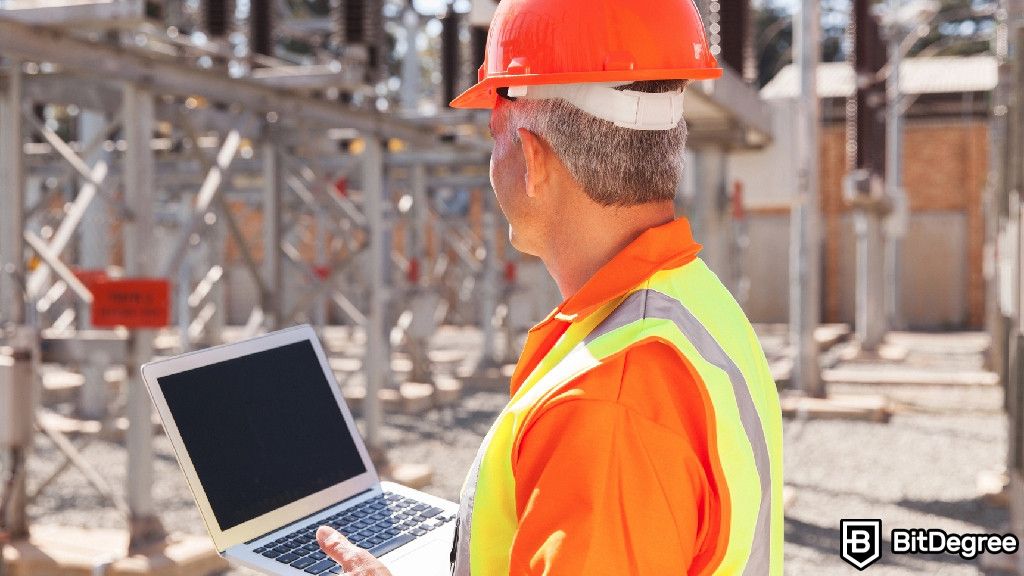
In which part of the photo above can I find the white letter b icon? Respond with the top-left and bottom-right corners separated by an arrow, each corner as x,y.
841,519 -> 881,570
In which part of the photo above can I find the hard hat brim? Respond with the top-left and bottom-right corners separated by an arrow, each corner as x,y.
449,67 -> 724,110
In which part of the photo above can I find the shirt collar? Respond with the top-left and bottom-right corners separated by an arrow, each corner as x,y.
537,216 -> 702,327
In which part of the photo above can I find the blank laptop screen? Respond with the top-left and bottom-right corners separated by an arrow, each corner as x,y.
158,339 -> 367,530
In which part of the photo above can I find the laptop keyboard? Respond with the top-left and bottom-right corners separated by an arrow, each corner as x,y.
251,491 -> 456,574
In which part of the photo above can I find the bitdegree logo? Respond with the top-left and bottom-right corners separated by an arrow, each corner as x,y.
841,519 -> 882,570
891,528 -> 1019,560
840,519 -> 1020,570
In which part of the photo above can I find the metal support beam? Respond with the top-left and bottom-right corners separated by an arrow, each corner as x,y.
121,82 -> 167,551
161,130 -> 241,277
362,137 -> 387,450
411,163 -> 429,279
480,188 -> 499,364
0,19 -> 459,146
77,108 -> 112,334
313,211 -> 328,331
204,213 -> 226,346
789,0 -> 824,397
1,61 -> 25,327
884,0 -> 908,330
399,9 -> 422,114
854,211 -> 887,349
262,134 -> 283,329
176,193 -> 195,353
0,60 -> 33,541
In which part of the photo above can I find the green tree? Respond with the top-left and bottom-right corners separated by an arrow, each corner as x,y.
754,0 -> 996,87
907,0 -> 997,57
754,0 -> 848,87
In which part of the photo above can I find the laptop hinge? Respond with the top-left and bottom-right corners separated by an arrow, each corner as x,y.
244,488 -> 375,545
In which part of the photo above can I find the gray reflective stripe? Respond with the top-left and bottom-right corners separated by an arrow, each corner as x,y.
452,436 -> 487,575
585,289 -> 773,575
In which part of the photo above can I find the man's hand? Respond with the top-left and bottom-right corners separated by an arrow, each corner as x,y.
316,526 -> 394,576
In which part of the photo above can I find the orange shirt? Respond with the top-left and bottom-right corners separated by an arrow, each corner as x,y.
505,218 -> 728,574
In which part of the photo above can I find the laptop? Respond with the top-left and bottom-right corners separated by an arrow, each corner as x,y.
141,324 -> 459,575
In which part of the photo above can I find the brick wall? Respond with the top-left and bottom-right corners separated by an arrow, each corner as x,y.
820,119 -> 989,328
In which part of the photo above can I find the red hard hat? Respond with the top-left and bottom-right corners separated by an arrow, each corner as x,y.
450,0 -> 723,110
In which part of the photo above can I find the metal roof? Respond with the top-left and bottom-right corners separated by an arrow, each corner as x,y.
761,55 -> 998,100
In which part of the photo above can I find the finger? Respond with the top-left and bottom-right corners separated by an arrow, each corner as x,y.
316,526 -> 391,575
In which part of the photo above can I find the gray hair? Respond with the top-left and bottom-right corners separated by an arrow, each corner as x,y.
499,80 -> 690,206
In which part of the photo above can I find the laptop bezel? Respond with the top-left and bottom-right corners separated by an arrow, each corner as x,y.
141,324 -> 380,552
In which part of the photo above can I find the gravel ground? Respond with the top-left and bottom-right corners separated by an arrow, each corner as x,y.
6,329 -> 1014,575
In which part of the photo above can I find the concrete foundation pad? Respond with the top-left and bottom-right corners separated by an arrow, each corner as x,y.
769,358 -> 793,387
344,383 -> 438,415
427,349 -> 467,374
780,393 -> 892,423
458,364 -> 515,392
814,324 -> 852,350
1,526 -> 227,576
40,369 -> 84,404
434,376 -> 463,406
399,382 -> 434,413
382,463 -> 433,490
328,357 -> 362,373
38,410 -> 163,442
823,366 -> 998,387
977,469 -> 1010,508
838,342 -> 910,363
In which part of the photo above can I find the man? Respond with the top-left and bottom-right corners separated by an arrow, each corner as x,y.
317,0 -> 784,573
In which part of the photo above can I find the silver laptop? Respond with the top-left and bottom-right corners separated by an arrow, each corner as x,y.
141,324 -> 458,575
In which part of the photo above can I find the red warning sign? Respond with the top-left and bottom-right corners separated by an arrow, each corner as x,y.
91,278 -> 171,329
73,269 -> 111,291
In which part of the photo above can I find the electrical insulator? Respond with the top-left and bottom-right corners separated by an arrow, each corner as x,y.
716,0 -> 753,81
250,0 -> 274,56
342,0 -> 365,45
339,0 -> 383,81
204,0 -> 233,38
471,26 -> 487,81
441,11 -> 461,105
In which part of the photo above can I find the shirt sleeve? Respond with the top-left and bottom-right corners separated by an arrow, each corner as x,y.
507,341 -> 724,575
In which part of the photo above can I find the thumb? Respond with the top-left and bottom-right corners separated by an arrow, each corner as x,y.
316,526 -> 392,575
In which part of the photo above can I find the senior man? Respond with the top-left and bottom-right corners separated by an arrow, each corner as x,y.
317,0 -> 784,573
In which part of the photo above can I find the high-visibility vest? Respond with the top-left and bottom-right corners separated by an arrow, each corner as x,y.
450,258 -> 784,575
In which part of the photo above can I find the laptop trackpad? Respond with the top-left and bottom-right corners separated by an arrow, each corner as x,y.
384,522 -> 456,576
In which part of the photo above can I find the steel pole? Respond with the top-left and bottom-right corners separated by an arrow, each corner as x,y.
76,110 -> 111,419
314,210 -> 328,332
0,63 -> 25,329
411,163 -> 428,287
0,60 -> 32,540
400,9 -> 421,114
362,137 -> 386,450
1011,16 -> 1024,566
205,212 -> 226,346
176,193 -> 194,353
885,0 -> 907,331
480,188 -> 498,364
789,0 -> 823,396
122,82 -> 167,550
262,134 -> 283,330
855,208 -> 887,350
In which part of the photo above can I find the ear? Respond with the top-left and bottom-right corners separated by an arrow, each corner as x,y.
517,127 -> 551,199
